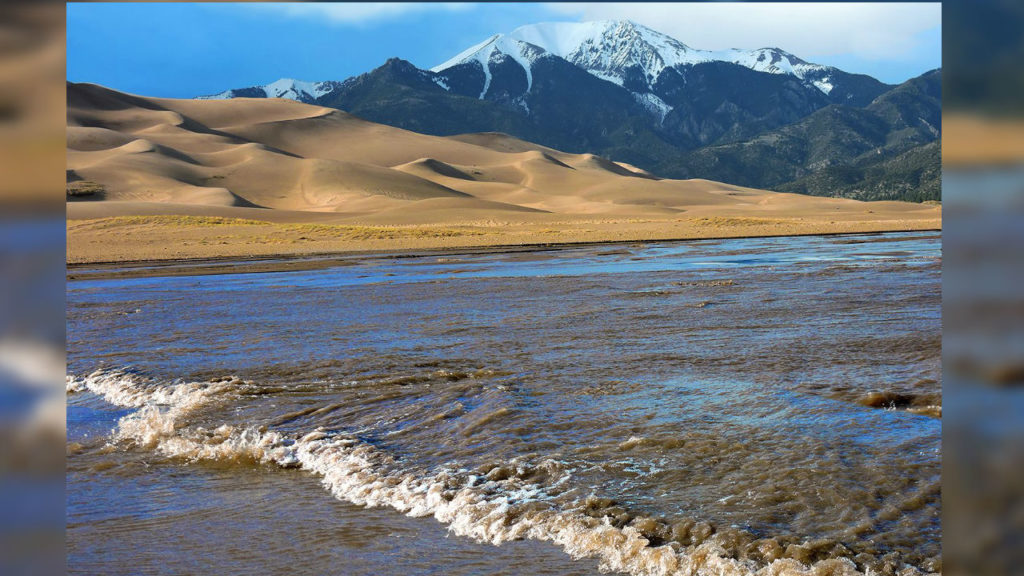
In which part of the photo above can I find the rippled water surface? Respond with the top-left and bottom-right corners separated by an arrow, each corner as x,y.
67,232 -> 941,576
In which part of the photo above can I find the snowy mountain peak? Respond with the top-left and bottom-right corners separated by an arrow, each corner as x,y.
198,78 -> 337,102
196,88 -> 241,101
432,20 -> 834,94
506,20 -> 696,85
197,20 -> 850,106
430,34 -> 547,98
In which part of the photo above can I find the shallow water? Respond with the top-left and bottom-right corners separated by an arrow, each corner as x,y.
67,232 -> 941,575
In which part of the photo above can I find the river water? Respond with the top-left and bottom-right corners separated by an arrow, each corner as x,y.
67,232 -> 941,576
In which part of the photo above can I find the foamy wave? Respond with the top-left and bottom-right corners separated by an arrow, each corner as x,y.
69,369 -> 934,576
67,370 -> 298,464
66,370 -> 239,411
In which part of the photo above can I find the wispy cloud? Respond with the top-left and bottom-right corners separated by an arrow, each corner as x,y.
249,2 -> 475,26
544,2 -> 940,61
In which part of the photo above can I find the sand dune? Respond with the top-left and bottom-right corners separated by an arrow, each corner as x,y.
393,158 -> 477,181
66,82 -> 940,263
447,132 -> 567,156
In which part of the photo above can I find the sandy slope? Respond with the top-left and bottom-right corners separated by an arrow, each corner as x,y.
66,82 -> 940,263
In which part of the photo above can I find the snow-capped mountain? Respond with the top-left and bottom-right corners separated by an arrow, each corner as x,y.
431,21 -> 837,98
188,19 -> 941,203
431,35 -> 548,98
196,19 -> 891,122
198,20 -> 855,109
198,78 -> 340,104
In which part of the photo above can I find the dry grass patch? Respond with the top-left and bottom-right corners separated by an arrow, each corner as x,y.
279,224 -> 485,240
686,216 -> 785,227
68,215 -> 266,230
66,181 -> 105,199
67,215 -> 487,240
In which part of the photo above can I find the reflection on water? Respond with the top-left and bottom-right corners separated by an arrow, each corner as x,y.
67,232 -> 940,576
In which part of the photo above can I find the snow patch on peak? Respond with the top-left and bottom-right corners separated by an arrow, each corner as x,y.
712,48 -> 838,95
429,19 -> 842,99
430,34 -> 502,73
812,77 -> 834,95
265,78 -> 310,99
436,20 -> 835,94
727,49 -> 794,75
198,78 -> 335,102
508,20 -> 696,86
253,79 -> 325,101
478,55 -> 492,99
495,36 -> 542,93
719,48 -> 828,81
196,90 -> 232,101
431,34 -> 545,98
632,92 -> 673,125
509,21 -> 619,57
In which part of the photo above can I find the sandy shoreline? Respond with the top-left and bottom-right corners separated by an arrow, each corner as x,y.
67,215 -> 940,279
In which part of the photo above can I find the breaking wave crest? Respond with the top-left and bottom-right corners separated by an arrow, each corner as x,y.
67,369 -> 935,576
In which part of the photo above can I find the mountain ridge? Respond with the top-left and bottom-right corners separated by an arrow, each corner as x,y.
195,20 -> 939,202
201,20 -> 892,106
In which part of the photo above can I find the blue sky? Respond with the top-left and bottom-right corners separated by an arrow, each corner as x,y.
67,2 -> 941,98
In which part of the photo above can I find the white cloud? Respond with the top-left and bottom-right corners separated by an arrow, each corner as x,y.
543,2 -> 940,61
251,2 -> 475,25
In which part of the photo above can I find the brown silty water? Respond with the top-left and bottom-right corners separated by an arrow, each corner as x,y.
67,232 -> 941,575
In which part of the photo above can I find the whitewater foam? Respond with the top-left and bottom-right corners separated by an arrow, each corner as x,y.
68,369 -> 934,576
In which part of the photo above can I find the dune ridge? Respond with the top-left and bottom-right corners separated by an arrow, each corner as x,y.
66,82 -> 940,264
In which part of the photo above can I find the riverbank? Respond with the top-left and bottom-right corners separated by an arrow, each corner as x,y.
67,212 -> 941,271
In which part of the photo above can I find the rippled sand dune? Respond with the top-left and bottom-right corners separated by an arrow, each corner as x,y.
66,82 -> 940,263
